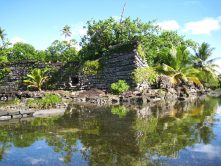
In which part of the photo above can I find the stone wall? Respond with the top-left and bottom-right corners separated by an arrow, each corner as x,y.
0,61 -> 62,93
0,42 -> 147,93
75,45 -> 147,90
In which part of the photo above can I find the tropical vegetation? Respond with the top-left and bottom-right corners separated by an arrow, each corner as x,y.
0,16 -> 220,90
26,94 -> 62,109
111,80 -> 130,94
23,68 -> 48,91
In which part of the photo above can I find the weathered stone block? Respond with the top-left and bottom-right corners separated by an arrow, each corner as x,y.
0,116 -> 11,120
12,114 -> 22,119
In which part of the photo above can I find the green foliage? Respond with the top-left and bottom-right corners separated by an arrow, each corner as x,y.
197,70 -> 220,88
111,105 -> 129,118
0,56 -> 8,64
0,67 -> 11,80
137,44 -> 145,60
46,40 -> 78,63
111,80 -> 129,95
196,42 -> 214,62
7,42 -> 37,61
0,98 -> 20,106
24,68 -> 48,91
26,94 -> 62,109
81,59 -> 102,75
194,42 -> 220,87
133,67 -> 158,85
156,46 -> 202,87
79,17 -> 159,61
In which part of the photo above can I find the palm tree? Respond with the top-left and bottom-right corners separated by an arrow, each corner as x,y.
0,28 -> 6,41
195,42 -> 220,83
61,25 -> 72,39
0,28 -> 6,48
24,68 -> 48,91
157,46 -> 202,87
195,42 -> 214,62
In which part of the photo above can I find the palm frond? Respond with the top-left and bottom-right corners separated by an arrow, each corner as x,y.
187,76 -> 203,87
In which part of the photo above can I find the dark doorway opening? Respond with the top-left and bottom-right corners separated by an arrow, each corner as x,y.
71,76 -> 79,85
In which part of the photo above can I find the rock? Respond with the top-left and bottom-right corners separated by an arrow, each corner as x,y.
78,89 -> 106,98
151,97 -> 162,102
33,108 -> 66,117
158,75 -> 172,89
178,97 -> 186,101
12,114 -> 22,119
22,114 -> 28,118
111,98 -> 119,104
8,111 -> 20,116
130,97 -> 144,105
0,116 -> 11,120
0,111 -> 8,116
121,97 -> 130,103
20,110 -> 35,115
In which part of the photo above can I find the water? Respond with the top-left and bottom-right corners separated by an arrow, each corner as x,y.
0,97 -> 221,166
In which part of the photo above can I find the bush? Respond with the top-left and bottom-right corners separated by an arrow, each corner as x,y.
111,80 -> 129,95
23,68 -> 48,91
132,67 -> 158,85
26,94 -> 62,109
0,56 -> 8,64
81,60 -> 102,75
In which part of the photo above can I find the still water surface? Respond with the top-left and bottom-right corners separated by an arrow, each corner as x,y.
0,97 -> 221,166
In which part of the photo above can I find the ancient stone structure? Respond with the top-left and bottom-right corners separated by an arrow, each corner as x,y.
69,42 -> 148,90
0,61 -> 62,99
0,42 -> 147,98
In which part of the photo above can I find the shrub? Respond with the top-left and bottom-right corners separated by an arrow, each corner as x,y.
0,56 -> 8,64
137,44 -> 146,60
26,94 -> 62,109
81,60 -> 102,75
132,67 -> 158,85
23,68 -> 48,91
111,80 -> 129,95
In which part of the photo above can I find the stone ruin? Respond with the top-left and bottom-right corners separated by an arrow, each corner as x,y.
0,42 -> 148,97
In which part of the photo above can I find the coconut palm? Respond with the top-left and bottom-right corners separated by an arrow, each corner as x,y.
24,68 -> 48,91
196,42 -> 214,62
0,27 -> 6,48
0,28 -> 6,41
61,25 -> 72,39
157,45 -> 202,87
195,42 -> 220,82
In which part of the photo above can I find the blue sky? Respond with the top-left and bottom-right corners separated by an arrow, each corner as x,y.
1,0 -> 221,69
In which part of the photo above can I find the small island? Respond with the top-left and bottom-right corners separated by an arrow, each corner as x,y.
0,5 -> 221,165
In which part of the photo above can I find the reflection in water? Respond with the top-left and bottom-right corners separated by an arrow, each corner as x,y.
0,97 -> 220,165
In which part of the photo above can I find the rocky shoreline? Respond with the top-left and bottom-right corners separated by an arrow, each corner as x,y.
71,88 -> 221,105
0,88 -> 220,121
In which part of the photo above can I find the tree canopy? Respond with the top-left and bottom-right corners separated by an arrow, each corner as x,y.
0,16 -> 220,88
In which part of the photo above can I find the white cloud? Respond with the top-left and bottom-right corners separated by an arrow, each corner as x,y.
183,17 -> 221,35
71,23 -> 87,38
157,20 -> 180,31
11,36 -> 26,45
191,144 -> 221,159
73,43 -> 82,51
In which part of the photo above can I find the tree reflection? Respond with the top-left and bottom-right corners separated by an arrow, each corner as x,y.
0,97 -> 219,165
